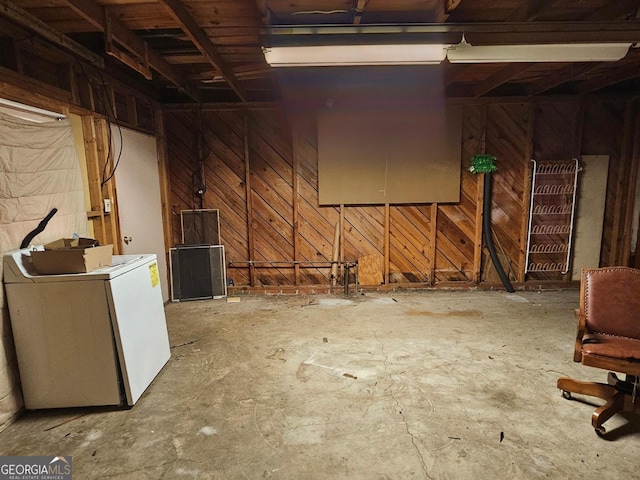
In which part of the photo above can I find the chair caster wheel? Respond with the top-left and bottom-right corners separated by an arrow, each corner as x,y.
595,426 -> 606,437
561,390 -> 572,400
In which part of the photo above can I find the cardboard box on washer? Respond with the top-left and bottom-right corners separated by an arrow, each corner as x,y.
30,238 -> 113,274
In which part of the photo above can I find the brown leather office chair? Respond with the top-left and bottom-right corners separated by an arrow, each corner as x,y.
557,267 -> 640,436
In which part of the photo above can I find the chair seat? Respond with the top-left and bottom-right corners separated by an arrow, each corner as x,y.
583,333 -> 640,361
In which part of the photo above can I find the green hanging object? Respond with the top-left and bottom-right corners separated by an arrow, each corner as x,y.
469,154 -> 498,174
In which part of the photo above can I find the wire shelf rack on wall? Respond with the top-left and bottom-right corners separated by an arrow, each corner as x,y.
525,158 -> 580,275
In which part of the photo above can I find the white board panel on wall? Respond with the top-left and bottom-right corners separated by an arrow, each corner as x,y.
317,105 -> 462,205
571,155 -> 609,280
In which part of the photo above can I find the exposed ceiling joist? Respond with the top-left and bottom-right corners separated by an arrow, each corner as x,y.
353,0 -> 366,25
159,0 -> 249,103
62,0 -> 199,101
255,0 -> 270,24
585,0 -> 640,21
443,63 -> 471,88
472,63 -> 534,97
0,0 -> 104,68
524,63 -> 600,95
506,0 -> 558,22
575,52 -> 640,94
104,10 -> 151,80
3,1 -> 640,103
434,0 -> 453,23
445,0 -> 463,14
459,21 -> 640,44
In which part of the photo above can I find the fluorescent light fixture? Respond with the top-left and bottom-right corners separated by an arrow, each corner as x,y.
262,44 -> 448,66
447,41 -> 632,63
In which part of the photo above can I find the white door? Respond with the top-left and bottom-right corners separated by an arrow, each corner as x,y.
112,126 -> 169,302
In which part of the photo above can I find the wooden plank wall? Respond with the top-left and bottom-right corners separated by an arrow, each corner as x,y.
164,97 -> 640,288
581,99 -> 633,267
485,103 -> 533,283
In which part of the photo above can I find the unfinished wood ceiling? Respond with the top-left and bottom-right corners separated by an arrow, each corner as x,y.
3,0 -> 640,103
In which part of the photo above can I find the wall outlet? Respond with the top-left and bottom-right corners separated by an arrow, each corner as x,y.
104,198 -> 112,213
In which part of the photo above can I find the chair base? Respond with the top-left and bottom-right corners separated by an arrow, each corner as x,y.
557,373 -> 640,435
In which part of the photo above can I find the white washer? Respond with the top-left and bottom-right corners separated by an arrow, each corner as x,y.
3,247 -> 171,409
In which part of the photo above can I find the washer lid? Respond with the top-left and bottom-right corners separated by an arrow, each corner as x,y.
3,247 -> 156,283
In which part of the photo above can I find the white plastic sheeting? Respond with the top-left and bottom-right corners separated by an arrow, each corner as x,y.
0,110 -> 87,430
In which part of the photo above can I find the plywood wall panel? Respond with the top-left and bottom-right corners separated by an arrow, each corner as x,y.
166,111 -> 199,242
435,208 -> 474,282
581,100 -> 626,266
250,180 -> 293,255
343,206 -> 385,261
250,212 -> 295,285
389,205 -> 431,283
292,112 -> 340,284
164,97 -> 637,289
202,110 -> 251,284
246,109 -> 295,285
533,102 -> 581,160
249,110 -> 292,165
459,105 -> 486,281
204,112 -> 246,178
483,103 -> 531,280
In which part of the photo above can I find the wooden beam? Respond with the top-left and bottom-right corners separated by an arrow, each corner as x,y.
609,102 -> 636,265
331,223 -> 340,286
429,203 -> 438,286
353,0 -> 367,25
0,66 -> 73,105
524,63 -> 600,96
432,0 -> 454,22
0,0 -> 104,68
104,10 -> 151,80
159,0 -> 248,102
255,0 -> 270,24
472,63 -> 534,97
292,127 -> 300,286
473,174 -> 484,283
566,104 -> 584,279
93,117 -> 121,253
618,102 -> 640,265
632,106 -> 640,268
81,114 -> 107,245
506,0 -> 558,22
576,68 -> 640,95
461,21 -> 640,44
154,108 -> 173,264
574,52 -> 640,94
244,112 -> 256,286
445,0 -> 463,13
340,204 -> 345,284
519,103 -> 536,283
164,101 -> 278,112
384,203 -> 390,285
443,63 -> 471,89
585,0 -> 640,21
62,0 -> 199,101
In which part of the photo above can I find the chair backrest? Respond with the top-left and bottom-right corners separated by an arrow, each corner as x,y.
582,267 -> 640,340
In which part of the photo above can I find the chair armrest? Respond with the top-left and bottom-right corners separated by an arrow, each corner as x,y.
573,309 -> 587,362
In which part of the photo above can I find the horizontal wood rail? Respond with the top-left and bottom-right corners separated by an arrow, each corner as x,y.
228,260 -> 356,266
228,260 -> 358,294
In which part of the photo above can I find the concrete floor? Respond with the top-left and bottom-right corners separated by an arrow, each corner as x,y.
1,289 -> 639,479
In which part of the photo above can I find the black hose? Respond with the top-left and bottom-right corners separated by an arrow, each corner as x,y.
20,208 -> 58,249
483,174 -> 515,292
